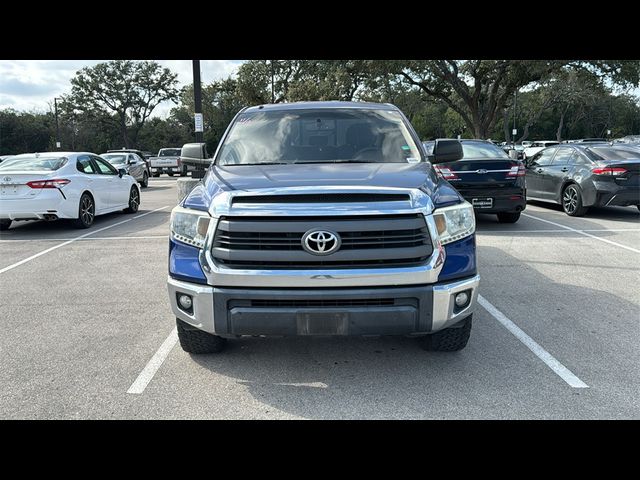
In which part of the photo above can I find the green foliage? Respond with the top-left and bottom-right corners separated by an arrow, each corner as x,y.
2,60 -> 639,156
62,60 -> 179,148
0,109 -> 56,154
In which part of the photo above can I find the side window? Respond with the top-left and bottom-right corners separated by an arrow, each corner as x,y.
128,154 -> 135,163
551,147 -> 574,165
534,149 -> 555,166
93,157 -> 118,175
569,150 -> 588,165
77,155 -> 97,174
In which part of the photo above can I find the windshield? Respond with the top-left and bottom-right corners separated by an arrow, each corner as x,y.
102,154 -> 127,165
160,149 -> 181,157
0,156 -> 68,171
585,146 -> 640,161
216,108 -> 422,165
461,142 -> 510,159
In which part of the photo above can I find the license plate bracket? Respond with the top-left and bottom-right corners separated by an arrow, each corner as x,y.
296,312 -> 349,335
0,185 -> 18,195
471,197 -> 493,208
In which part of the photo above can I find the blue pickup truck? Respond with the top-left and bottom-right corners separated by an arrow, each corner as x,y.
167,101 -> 480,353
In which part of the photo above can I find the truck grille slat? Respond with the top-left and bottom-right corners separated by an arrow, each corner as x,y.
212,214 -> 432,269
232,193 -> 410,204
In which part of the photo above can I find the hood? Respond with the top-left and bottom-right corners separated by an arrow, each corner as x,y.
183,162 -> 462,211
212,163 -> 437,190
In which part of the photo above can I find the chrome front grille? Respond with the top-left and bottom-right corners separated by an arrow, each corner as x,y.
211,214 -> 433,269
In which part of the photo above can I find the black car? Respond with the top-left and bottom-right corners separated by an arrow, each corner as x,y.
424,139 -> 526,223
525,143 -> 640,216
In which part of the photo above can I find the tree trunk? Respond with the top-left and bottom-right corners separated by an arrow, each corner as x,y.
556,110 -> 565,142
121,124 -> 130,148
503,108 -> 510,143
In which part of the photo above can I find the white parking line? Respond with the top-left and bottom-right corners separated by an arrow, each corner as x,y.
133,205 -> 171,219
522,213 -> 640,254
0,206 -> 169,274
0,235 -> 167,243
478,295 -> 588,389
480,228 -> 640,233
127,328 -> 178,394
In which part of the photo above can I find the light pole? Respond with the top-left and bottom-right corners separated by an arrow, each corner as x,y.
54,97 -> 61,150
271,60 -> 275,103
512,89 -> 517,146
192,60 -> 203,144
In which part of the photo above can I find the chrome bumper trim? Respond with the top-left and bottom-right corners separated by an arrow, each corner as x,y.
431,274 -> 480,331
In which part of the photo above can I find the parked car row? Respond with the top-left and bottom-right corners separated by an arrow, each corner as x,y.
0,152 -> 144,231
426,139 -> 640,219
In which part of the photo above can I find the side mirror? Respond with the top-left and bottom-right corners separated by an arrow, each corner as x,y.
118,168 -> 126,177
430,139 -> 463,164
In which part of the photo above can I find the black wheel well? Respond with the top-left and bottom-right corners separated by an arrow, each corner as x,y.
81,190 -> 94,202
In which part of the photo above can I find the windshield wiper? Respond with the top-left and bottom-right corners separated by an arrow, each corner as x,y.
222,162 -> 291,166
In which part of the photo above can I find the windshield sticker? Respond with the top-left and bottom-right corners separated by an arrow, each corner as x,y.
406,157 -> 420,163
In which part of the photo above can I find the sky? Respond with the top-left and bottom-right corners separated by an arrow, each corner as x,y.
0,60 -> 244,117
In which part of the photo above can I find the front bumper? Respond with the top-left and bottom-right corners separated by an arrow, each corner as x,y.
168,274 -> 480,337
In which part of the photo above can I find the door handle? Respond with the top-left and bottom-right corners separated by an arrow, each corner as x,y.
560,168 -> 569,172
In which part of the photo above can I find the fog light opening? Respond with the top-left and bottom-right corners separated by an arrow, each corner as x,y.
177,293 -> 193,313
454,290 -> 470,309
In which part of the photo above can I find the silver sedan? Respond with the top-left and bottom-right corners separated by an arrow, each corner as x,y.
100,152 -> 149,188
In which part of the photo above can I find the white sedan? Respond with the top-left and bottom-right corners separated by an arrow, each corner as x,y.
0,152 -> 141,230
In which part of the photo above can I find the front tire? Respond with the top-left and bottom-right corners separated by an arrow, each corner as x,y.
562,184 -> 588,216
167,171 -> 174,177
420,315 -> 472,352
140,172 -> 148,188
0,219 -> 11,231
124,186 -> 140,213
72,193 -> 95,228
497,212 -> 521,223
176,319 -> 227,354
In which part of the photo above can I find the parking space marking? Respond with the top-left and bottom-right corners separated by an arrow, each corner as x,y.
0,235 -> 167,243
127,328 -> 178,394
479,228 -> 640,233
522,213 -> 640,254
133,205 -> 170,219
478,295 -> 588,388
0,206 -> 169,275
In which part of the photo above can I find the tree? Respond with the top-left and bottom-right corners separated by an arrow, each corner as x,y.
379,60 -> 640,140
62,60 -> 179,148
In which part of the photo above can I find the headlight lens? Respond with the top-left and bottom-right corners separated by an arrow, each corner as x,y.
170,206 -> 211,248
432,201 -> 475,245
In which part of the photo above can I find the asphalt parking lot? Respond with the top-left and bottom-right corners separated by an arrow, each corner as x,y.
1,176 -> 638,419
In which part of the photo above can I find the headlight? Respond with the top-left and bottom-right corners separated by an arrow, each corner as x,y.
170,206 -> 211,248
432,201 -> 475,245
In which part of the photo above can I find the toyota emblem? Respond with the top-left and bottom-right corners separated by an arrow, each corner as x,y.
2,176 -> 11,182
302,230 -> 341,255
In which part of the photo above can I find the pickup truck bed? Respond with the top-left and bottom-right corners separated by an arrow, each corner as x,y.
150,151 -> 184,176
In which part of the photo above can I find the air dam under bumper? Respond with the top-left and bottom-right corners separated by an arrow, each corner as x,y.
168,274 -> 480,337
